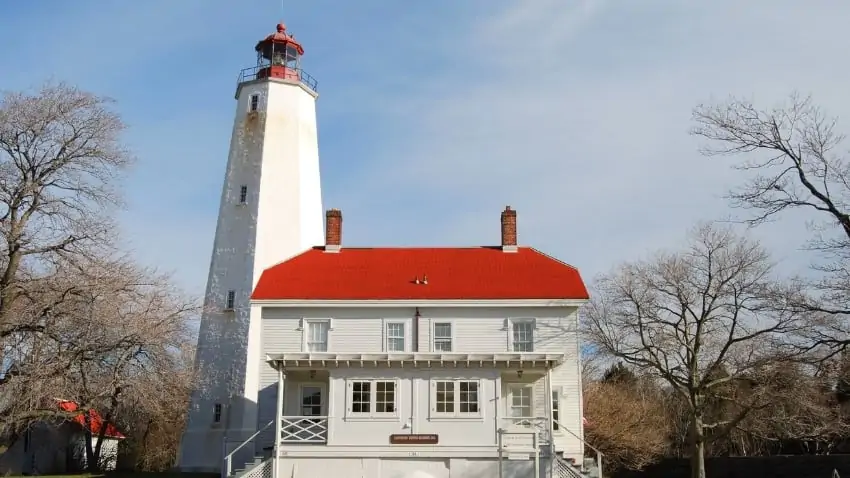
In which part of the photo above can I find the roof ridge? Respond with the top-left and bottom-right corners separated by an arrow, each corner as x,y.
526,247 -> 582,272
307,246 -> 511,250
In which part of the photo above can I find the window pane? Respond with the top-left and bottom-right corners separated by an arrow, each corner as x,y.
459,381 -> 479,413
435,381 -> 454,413
512,321 -> 533,352
308,321 -> 329,352
552,391 -> 560,430
387,323 -> 405,351
433,323 -> 452,351
510,386 -> 532,418
376,381 -> 395,413
352,381 -> 370,413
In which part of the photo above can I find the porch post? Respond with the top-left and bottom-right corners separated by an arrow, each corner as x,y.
273,364 -> 285,478
545,366 -> 554,476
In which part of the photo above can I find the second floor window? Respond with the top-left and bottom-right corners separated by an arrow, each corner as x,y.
213,403 -> 222,423
249,94 -> 259,112
433,322 -> 452,351
512,320 -> 534,352
238,185 -> 248,204
386,322 -> 405,352
307,321 -> 329,352
225,290 -> 236,310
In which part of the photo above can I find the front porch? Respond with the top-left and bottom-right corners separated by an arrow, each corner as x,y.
276,369 -> 331,445
264,352 -> 567,447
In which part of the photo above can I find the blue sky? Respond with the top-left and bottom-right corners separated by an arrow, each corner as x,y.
1,0 -> 846,296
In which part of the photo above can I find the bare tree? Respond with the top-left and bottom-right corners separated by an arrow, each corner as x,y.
692,93 -> 850,355
0,82 -> 198,472
48,256 -> 197,471
582,223 -> 803,478
0,81 -> 132,339
584,373 -> 670,471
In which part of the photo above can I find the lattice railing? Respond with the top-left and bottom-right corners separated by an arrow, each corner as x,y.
281,416 -> 328,443
242,459 -> 272,478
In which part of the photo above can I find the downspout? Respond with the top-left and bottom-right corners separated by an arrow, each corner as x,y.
545,366 -> 555,477
413,307 -> 421,352
274,365 -> 285,478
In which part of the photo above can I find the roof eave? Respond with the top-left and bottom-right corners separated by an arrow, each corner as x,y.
250,298 -> 588,307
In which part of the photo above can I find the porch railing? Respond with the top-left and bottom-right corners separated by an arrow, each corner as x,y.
281,416 -> 328,443
502,416 -> 552,444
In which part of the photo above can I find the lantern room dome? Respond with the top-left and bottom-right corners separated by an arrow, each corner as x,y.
256,23 -> 305,56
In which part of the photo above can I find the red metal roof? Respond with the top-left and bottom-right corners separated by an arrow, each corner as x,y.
251,246 -> 589,301
255,23 -> 305,55
58,400 -> 126,439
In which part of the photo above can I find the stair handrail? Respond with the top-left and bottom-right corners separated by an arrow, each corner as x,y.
552,418 -> 604,478
223,420 -> 275,478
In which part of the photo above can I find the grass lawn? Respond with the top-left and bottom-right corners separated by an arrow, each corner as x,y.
5,473 -> 219,478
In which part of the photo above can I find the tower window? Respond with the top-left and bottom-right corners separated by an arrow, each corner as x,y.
239,185 -> 248,204
225,290 -> 235,310
213,403 -> 222,423
249,94 -> 259,112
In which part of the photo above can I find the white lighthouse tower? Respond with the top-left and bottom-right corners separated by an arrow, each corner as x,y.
178,22 -> 324,472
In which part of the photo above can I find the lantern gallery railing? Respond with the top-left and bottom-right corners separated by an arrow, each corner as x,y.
280,416 -> 328,443
237,65 -> 318,91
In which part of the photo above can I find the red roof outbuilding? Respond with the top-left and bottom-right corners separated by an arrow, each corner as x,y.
57,400 -> 125,439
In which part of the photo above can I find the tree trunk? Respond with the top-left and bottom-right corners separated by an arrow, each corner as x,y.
84,411 -> 100,472
690,415 -> 707,478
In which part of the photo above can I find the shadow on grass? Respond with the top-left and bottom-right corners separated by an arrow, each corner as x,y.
8,473 -> 220,478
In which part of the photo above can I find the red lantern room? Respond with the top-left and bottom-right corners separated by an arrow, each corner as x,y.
238,23 -> 317,91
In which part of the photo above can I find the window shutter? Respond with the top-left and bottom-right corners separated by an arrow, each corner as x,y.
502,318 -> 510,330
298,318 -> 305,330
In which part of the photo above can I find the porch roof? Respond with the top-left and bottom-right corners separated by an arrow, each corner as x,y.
265,352 -> 567,370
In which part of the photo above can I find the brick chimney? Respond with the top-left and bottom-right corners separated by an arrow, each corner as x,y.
501,206 -> 518,252
325,209 -> 342,252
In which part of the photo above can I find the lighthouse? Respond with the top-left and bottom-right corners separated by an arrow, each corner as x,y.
178,22 -> 324,472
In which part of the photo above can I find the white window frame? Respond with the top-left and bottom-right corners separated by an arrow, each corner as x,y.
506,318 -> 536,352
249,94 -> 260,112
299,318 -> 333,352
298,382 -> 327,416
344,378 -> 400,421
383,319 -> 407,352
431,321 -> 454,352
238,185 -> 248,204
224,290 -> 236,310
552,387 -> 563,433
507,383 -> 535,419
429,378 -> 483,421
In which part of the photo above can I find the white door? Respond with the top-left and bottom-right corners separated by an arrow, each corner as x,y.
300,385 -> 324,416
507,384 -> 534,427
286,384 -> 327,443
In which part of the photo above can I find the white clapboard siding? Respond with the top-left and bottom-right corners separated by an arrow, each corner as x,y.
256,304 -> 583,456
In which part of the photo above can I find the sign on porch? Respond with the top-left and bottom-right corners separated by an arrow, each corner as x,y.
389,434 -> 439,445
